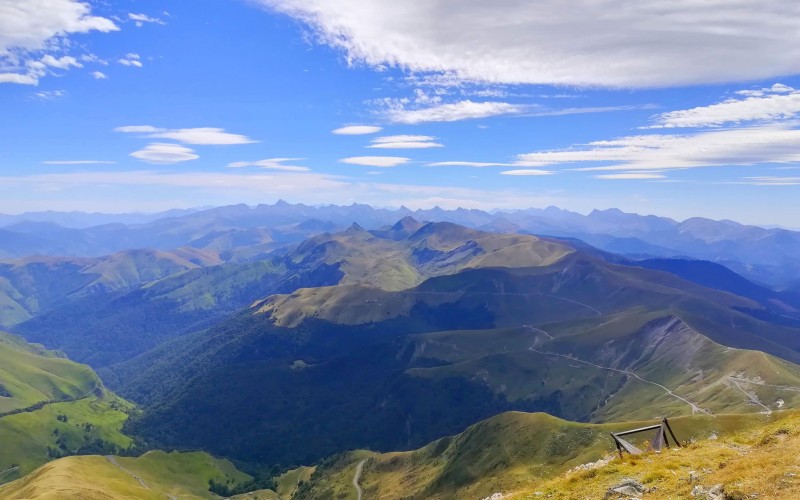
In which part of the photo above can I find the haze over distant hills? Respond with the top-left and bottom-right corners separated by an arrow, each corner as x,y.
4,213 -> 800,498
2,202 -> 800,287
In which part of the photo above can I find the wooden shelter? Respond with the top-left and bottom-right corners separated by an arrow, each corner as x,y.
610,418 -> 680,457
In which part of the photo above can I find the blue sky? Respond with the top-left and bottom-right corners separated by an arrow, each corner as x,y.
1,0 -> 800,225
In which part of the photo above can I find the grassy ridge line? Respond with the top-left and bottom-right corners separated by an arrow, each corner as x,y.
0,395 -> 91,419
0,331 -> 100,414
0,451 -> 272,500
0,395 -> 134,484
298,411 -> 800,500
512,410 -> 800,499
0,330 -> 136,484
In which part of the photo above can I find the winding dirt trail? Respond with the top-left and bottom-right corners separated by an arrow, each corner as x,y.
353,460 -> 366,500
528,347 -> 711,415
728,377 -> 773,414
105,456 -> 150,490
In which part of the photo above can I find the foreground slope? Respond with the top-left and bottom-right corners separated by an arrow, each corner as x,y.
520,411 -> 800,499
296,410 -> 800,500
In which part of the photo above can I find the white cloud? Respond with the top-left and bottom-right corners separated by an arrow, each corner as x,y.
227,158 -> 310,171
31,89 -> 66,100
340,156 -> 410,167
516,125 -> 800,171
368,135 -> 443,149
257,0 -> 800,88
128,13 -> 166,27
149,128 -> 256,145
332,125 -> 382,135
500,169 -> 555,176
383,100 -> 528,124
118,53 -> 143,67
114,125 -> 163,133
43,160 -> 116,165
40,55 -> 82,69
116,126 -> 256,145
650,84 -> 800,128
81,53 -> 107,65
740,176 -> 800,186
91,70 -> 107,79
0,0 -> 118,85
0,72 -> 38,84
130,143 -> 199,164
595,173 -> 666,180
0,0 -> 117,54
429,161 -> 508,168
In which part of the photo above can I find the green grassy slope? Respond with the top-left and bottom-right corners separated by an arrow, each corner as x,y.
0,396 -> 134,484
117,238 -> 800,470
15,221 -> 571,367
0,331 -> 135,483
406,310 -> 800,422
0,451 -> 267,500
299,410 -> 800,500
516,410 -> 800,499
0,331 -> 100,414
0,248 -> 220,329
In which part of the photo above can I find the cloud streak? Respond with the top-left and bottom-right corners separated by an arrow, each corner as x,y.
649,84 -> 800,128
340,156 -> 410,167
116,126 -> 256,145
383,100 -> 529,124
516,125 -> 800,171
130,143 -> 199,164
227,158 -> 310,171
258,0 -> 800,88
368,135 -> 443,149
332,125 -> 382,135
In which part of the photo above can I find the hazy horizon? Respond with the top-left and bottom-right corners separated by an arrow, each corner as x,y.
2,1 -> 799,226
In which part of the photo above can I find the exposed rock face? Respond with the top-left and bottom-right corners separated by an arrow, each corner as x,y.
690,484 -> 723,499
604,478 -> 647,499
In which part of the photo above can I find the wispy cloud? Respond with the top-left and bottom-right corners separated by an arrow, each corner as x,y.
116,126 -> 256,145
332,125 -> 382,135
368,135 -> 443,149
649,84 -> 800,128
91,70 -> 107,79
128,13 -> 166,27
595,172 -> 666,180
516,125 -> 800,171
382,99 -> 529,124
130,143 -> 199,164
429,161 -> 509,168
340,156 -> 410,167
118,53 -> 143,67
227,158 -> 310,171
31,89 -> 66,100
500,169 -> 555,176
43,160 -> 116,165
739,176 -> 800,186
257,0 -> 800,88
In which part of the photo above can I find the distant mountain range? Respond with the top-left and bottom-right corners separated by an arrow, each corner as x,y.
4,215 -> 800,497
91,221 -> 800,468
2,202 -> 799,286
